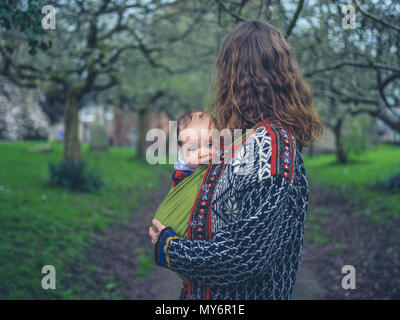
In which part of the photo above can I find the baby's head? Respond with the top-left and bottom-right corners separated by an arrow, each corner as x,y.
177,111 -> 217,169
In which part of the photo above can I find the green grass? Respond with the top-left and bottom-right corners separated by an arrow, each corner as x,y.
136,249 -> 154,277
304,143 -> 400,219
304,144 -> 400,187
0,141 -> 168,299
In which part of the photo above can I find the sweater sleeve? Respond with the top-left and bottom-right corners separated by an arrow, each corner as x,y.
155,173 -> 296,286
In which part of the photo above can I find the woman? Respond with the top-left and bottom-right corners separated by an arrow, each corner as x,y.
149,20 -> 323,300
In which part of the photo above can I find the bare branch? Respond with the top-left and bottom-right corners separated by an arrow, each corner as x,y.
377,70 -> 400,110
353,0 -> 400,33
92,74 -> 118,92
215,0 -> 246,22
305,61 -> 400,77
285,0 -> 305,39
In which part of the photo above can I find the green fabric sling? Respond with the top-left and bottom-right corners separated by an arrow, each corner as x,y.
153,165 -> 207,281
153,164 -> 208,238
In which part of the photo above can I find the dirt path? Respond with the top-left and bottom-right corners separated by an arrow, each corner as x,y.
81,172 -> 182,299
294,185 -> 399,300
292,255 -> 327,300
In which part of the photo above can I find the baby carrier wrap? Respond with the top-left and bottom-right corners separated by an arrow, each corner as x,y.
154,164 -> 207,238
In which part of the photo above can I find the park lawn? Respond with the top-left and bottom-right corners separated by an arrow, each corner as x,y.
303,143 -> 400,219
0,141 -> 168,299
1,141 -> 398,299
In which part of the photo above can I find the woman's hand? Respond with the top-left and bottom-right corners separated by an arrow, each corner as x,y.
149,219 -> 166,244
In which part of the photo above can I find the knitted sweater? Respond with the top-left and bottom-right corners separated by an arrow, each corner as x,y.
155,118 -> 310,300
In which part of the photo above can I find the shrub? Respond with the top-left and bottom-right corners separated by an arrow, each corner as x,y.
342,115 -> 372,158
47,161 -> 103,193
382,172 -> 400,191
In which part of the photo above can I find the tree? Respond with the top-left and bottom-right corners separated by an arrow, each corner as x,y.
98,3 -> 217,159
303,0 -> 400,133
0,0 -> 199,163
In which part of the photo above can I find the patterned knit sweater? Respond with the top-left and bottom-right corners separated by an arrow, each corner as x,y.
155,118 -> 310,300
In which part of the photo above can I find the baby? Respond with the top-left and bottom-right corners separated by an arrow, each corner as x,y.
152,111 -> 217,243
172,111 -> 217,187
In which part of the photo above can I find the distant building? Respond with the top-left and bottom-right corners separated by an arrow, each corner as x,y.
376,119 -> 400,143
48,104 -> 171,148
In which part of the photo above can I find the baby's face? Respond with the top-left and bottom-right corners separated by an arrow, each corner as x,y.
179,119 -> 216,169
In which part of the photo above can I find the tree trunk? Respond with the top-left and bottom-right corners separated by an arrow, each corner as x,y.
137,109 -> 148,160
333,118 -> 348,164
63,93 -> 81,164
307,140 -> 315,157
113,107 -> 123,146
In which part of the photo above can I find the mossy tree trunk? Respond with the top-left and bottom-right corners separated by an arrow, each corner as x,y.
63,92 -> 81,164
307,140 -> 315,157
333,117 -> 348,164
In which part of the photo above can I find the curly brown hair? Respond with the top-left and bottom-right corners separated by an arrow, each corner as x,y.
205,21 -> 323,147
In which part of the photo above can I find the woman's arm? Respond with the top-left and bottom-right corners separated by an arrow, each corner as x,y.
154,174 -> 297,286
